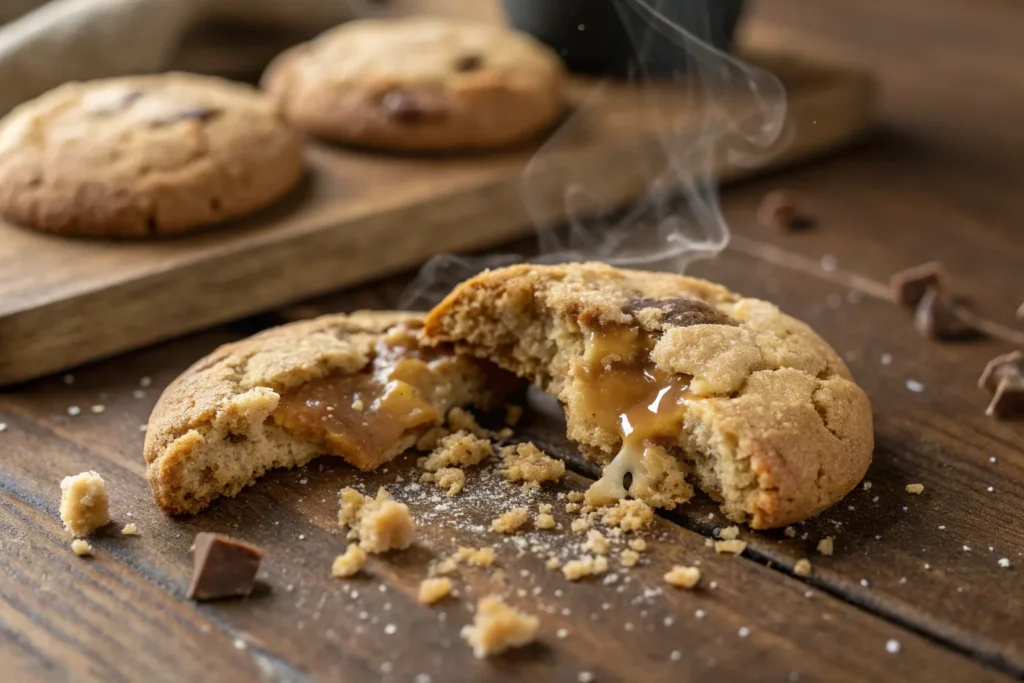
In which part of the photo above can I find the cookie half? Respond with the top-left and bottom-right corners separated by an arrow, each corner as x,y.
262,18 -> 567,152
0,72 -> 303,237
422,263 -> 874,529
144,312 -> 522,514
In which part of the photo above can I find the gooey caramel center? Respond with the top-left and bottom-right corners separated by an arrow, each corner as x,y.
579,326 -> 693,505
272,341 -> 450,470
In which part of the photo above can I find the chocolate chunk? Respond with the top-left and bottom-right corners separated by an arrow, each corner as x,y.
756,190 -> 814,231
913,287 -> 977,340
187,533 -> 263,601
623,297 -> 735,327
890,261 -> 949,308
454,53 -> 484,72
978,350 -> 1022,393
986,376 -> 1024,419
380,89 -> 445,124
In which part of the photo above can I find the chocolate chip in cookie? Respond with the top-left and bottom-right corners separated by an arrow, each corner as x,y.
454,53 -> 484,72
622,296 -> 736,327
380,89 -> 445,124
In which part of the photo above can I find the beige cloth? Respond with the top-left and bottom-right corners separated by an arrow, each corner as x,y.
0,0 -> 501,115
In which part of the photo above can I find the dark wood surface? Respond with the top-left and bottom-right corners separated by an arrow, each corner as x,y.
2,1 -> 1024,681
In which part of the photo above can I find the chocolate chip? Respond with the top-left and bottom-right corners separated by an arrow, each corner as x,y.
187,533 -> 263,601
380,89 -> 444,124
623,297 -> 735,327
454,53 -> 484,72
913,287 -> 977,340
978,350 -> 1022,393
757,190 -> 814,231
986,376 -> 1024,419
890,261 -> 949,308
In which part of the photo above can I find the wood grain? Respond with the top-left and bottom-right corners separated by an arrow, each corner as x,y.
0,51 -> 874,386
0,344 -> 1009,682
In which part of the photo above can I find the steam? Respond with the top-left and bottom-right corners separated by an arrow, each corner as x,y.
400,0 -> 787,309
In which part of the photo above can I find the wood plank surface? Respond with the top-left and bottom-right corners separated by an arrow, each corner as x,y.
0,51 -> 874,386
0,339 -> 1009,683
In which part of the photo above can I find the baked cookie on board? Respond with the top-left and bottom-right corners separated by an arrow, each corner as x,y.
0,72 -> 303,238
144,312 -> 522,515
422,263 -> 874,529
262,18 -> 567,152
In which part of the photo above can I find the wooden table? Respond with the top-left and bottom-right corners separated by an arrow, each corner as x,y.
2,1 -> 1022,681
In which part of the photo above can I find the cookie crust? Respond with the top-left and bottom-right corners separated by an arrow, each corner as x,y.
422,263 -> 874,529
0,72 -> 303,237
262,18 -> 567,152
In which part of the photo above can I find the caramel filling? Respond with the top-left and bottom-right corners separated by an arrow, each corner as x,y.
272,341 -> 452,470
580,326 -> 693,505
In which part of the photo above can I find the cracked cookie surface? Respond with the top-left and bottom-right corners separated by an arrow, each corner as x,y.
422,263 -> 874,529
261,18 -> 566,152
145,312 -> 520,515
0,72 -> 303,237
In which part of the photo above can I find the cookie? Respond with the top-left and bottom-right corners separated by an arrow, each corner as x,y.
144,311 -> 523,514
422,263 -> 874,529
0,72 -> 303,238
261,18 -> 566,152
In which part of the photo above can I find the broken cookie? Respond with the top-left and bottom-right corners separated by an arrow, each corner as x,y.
423,263 -> 874,529
144,312 -> 523,514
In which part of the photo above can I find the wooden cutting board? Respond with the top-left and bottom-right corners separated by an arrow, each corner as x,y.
0,51 -> 875,386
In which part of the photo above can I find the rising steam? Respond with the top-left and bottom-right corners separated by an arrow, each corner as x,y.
401,0 -> 787,309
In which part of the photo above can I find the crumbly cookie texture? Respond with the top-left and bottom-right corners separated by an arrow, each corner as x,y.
331,544 -> 367,578
418,577 -> 453,604
337,487 -> 415,554
0,72 -> 303,237
70,539 -> 93,557
423,263 -> 874,529
59,471 -> 110,537
144,312 -> 520,515
664,565 -> 701,588
262,18 -> 566,152
499,442 -> 565,486
491,507 -> 529,534
461,595 -> 539,658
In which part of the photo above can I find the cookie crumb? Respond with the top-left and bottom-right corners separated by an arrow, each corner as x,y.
337,487 -> 415,553
331,544 -> 367,578
418,577 -> 453,604
664,565 -> 701,589
454,546 -> 495,567
567,491 -> 585,503
998,558 -> 1011,568
536,513 -> 556,530
491,507 -> 529,534
583,530 -> 609,555
423,431 -> 492,471
70,539 -> 93,556
817,537 -> 835,556
351,399 -> 365,412
570,518 -> 590,534
415,426 -> 450,452
433,468 -> 466,497
446,407 -> 490,439
905,483 -> 925,495
620,549 -> 640,567
784,526 -> 797,538
546,557 -> 562,570
562,555 -> 609,581
714,540 -> 747,555
460,595 -> 539,658
59,471 -> 110,537
718,526 -> 740,540
121,523 -> 138,536
629,539 -> 647,552
793,558 -> 812,577
499,443 -> 565,485
600,499 -> 654,531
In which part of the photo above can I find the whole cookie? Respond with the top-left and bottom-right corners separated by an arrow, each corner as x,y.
0,73 -> 304,238
262,19 -> 567,152
145,311 -> 523,514
423,263 -> 875,529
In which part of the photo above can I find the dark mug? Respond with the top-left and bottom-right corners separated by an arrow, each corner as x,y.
502,0 -> 745,77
